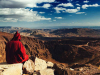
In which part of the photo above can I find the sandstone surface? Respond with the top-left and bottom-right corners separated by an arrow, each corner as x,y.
35,57 -> 47,71
0,63 -> 23,75
40,69 -> 54,75
23,59 -> 35,74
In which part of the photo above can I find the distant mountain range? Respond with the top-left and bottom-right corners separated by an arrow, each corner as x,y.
0,26 -> 12,28
1,26 -> 100,38
51,28 -> 100,37
51,28 -> 100,35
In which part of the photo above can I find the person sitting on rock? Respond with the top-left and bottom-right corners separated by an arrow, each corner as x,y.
5,31 -> 29,64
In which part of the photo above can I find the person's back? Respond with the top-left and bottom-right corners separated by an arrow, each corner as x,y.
5,31 -> 29,64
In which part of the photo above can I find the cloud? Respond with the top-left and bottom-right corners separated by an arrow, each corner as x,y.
65,9 -> 79,13
39,12 -> 45,14
57,3 -> 74,7
0,0 -> 55,8
42,4 -> 51,9
76,4 -> 80,6
83,0 -> 89,3
55,17 -> 63,19
0,0 -> 53,22
82,4 -> 100,9
0,18 -> 18,22
54,7 -> 66,13
35,4 -> 52,9
77,7 -> 80,10
0,8 -> 51,22
54,7 -> 79,13
76,12 -> 85,14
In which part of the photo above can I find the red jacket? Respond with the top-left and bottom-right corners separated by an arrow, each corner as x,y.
5,31 -> 29,64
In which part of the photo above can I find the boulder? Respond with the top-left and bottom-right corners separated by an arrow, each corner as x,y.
0,58 -> 55,75
0,63 -> 23,75
46,61 -> 54,67
35,57 -> 47,71
23,59 -> 35,74
34,57 -> 54,75
40,69 -> 54,75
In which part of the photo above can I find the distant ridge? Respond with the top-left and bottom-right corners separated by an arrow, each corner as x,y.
0,26 -> 12,28
50,28 -> 100,37
37,26 -> 100,29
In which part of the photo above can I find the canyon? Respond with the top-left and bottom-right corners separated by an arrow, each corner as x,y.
1,28 -> 100,74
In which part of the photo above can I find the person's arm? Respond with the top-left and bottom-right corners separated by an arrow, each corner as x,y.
19,42 -> 29,62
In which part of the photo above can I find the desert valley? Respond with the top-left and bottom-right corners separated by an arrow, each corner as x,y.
1,26 -> 100,75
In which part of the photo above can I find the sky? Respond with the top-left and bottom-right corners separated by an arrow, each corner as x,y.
0,0 -> 100,28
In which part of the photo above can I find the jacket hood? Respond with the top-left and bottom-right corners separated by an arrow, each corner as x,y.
12,31 -> 21,41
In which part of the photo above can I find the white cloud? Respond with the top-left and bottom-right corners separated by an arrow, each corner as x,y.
65,9 -> 79,13
36,4 -> 52,9
76,4 -> 80,6
54,7 -> 66,13
83,0 -> 89,3
54,7 -> 79,13
57,3 -> 74,7
62,9 -> 79,13
0,0 -> 54,22
82,4 -> 88,9
0,18 -> 18,22
0,8 -> 51,22
55,17 -> 63,19
82,4 -> 100,9
42,4 -> 51,9
39,12 -> 45,14
0,0 -> 55,8
76,12 -> 85,14
77,7 -> 80,10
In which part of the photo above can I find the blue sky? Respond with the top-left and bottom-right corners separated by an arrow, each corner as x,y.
0,0 -> 100,28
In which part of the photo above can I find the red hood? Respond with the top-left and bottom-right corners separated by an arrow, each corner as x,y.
12,31 -> 21,41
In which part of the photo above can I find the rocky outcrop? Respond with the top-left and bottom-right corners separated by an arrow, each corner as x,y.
35,57 -> 47,70
0,58 -> 55,75
1,31 -> 100,75
54,63 -> 100,75
44,39 -> 100,66
34,57 -> 54,75
0,63 -> 23,75
23,59 -> 35,74
1,31 -> 100,66
1,56 -> 100,75
22,57 -> 54,75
